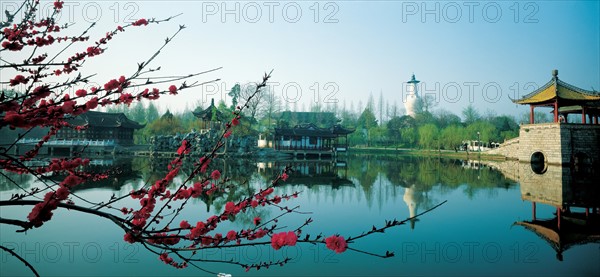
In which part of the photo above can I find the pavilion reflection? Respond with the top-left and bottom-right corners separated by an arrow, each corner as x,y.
257,160 -> 353,189
61,158 -> 141,191
513,163 -> 600,261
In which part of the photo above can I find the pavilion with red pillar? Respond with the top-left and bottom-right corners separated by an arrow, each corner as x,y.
512,69 -> 600,124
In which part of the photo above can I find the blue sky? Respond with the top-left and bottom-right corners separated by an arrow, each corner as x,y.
1,1 -> 599,119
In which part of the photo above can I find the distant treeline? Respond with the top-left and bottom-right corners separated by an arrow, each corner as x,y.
103,85 -> 558,149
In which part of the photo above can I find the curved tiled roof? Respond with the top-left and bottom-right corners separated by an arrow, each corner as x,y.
275,123 -> 354,137
192,99 -> 224,122
67,111 -> 145,129
512,72 -> 600,105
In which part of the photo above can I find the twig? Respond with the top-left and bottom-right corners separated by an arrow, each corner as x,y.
0,245 -> 40,277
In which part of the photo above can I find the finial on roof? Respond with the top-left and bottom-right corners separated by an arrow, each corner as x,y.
407,73 -> 420,84
211,98 -> 215,106
552,69 -> 558,78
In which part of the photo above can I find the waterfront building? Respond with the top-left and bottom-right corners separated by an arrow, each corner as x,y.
57,111 -> 145,145
192,98 -> 225,132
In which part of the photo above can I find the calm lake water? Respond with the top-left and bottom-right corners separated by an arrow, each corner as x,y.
1,155 -> 599,276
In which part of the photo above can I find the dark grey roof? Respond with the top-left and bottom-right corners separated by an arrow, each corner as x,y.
192,98 -> 224,121
67,111 -> 145,129
275,123 -> 354,137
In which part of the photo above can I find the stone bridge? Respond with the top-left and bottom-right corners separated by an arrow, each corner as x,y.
487,123 -> 600,166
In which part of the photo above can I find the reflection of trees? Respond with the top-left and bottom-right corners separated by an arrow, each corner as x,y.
2,155 -> 518,216
135,156 -> 270,226
346,155 -> 381,204
0,171 -> 33,192
378,155 -> 517,197
69,158 -> 141,192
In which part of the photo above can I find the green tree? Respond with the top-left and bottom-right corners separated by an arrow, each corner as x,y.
466,121 -> 498,143
130,102 -> 147,124
357,108 -> 378,146
357,108 -> 378,129
462,104 -> 480,125
400,127 -> 418,147
434,109 -> 461,129
414,111 -> 435,126
387,115 -> 418,147
418,123 -> 439,149
387,116 -> 403,141
370,126 -> 388,146
146,102 -> 160,123
146,110 -> 186,136
340,100 -> 357,127
228,84 -> 241,110
440,125 -> 466,150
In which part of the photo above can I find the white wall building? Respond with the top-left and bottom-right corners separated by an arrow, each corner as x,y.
404,74 -> 420,117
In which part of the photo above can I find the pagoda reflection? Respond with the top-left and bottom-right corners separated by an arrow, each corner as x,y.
257,159 -> 353,189
515,164 -> 600,261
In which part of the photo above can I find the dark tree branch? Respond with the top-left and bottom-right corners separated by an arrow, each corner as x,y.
0,245 -> 40,277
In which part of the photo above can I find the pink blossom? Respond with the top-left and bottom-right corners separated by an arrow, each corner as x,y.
104,79 -> 120,91
168,85 -> 177,95
325,235 -> 348,253
53,1 -> 63,9
211,170 -> 221,180
9,75 -> 28,86
132,18 -> 148,26
75,89 -> 87,97
224,202 -> 235,213
55,186 -> 70,200
179,220 -> 191,229
227,230 -> 237,241
271,231 -> 297,250
86,97 -> 98,110
124,232 -> 136,244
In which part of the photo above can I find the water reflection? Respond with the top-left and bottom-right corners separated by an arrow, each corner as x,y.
486,160 -> 600,261
258,160 -> 353,188
1,155 -> 599,276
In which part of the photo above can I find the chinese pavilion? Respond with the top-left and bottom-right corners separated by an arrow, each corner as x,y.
512,69 -> 600,124
273,123 -> 354,158
192,98 -> 224,131
488,69 -> 600,165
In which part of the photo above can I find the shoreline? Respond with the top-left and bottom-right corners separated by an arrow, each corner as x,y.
347,147 -> 510,161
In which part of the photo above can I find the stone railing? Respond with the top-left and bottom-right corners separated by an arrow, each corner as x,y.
16,138 -> 116,146
150,130 -> 257,154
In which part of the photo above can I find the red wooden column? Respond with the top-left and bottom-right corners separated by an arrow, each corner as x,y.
586,207 -> 589,219
530,105 -> 535,124
582,107 -> 587,124
553,101 -> 559,122
557,207 -> 561,230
